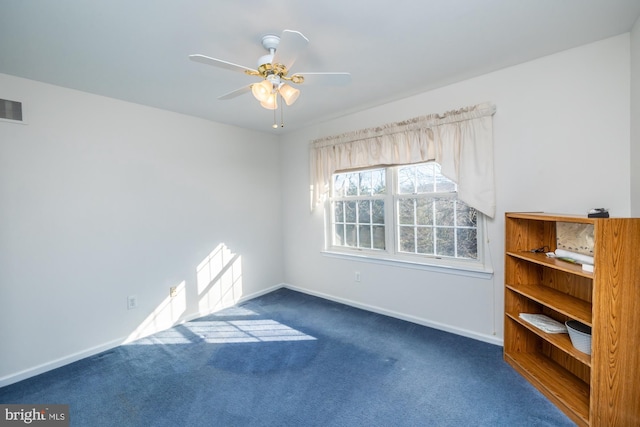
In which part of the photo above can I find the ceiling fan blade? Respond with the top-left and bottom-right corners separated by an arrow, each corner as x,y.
189,54 -> 258,74
294,72 -> 352,86
272,30 -> 309,70
217,85 -> 252,100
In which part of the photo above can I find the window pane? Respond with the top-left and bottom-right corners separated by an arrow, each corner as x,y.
416,164 -> 435,193
345,201 -> 357,222
345,224 -> 356,247
372,200 -> 385,224
333,224 -> 345,246
333,169 -> 386,198
457,228 -> 478,259
416,198 -> 433,225
398,199 -> 414,224
417,227 -> 434,254
372,169 -> 386,195
456,202 -> 477,227
399,226 -> 415,252
333,175 -> 346,197
359,225 -> 371,248
334,201 -> 344,223
435,199 -> 455,226
358,200 -> 371,223
435,228 -> 455,257
346,174 -> 358,196
359,171 -> 372,196
373,225 -> 385,250
398,167 -> 415,194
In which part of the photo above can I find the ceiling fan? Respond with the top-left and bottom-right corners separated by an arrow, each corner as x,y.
189,29 -> 351,126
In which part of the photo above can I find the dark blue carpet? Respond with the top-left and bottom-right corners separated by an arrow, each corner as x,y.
0,288 -> 574,426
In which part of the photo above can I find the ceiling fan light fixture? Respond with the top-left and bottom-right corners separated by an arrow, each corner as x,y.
251,79 -> 273,102
260,93 -> 278,110
189,29 -> 351,128
279,83 -> 300,106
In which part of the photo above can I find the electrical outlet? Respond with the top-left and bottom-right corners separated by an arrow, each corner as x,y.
169,286 -> 177,298
127,295 -> 138,310
355,271 -> 361,282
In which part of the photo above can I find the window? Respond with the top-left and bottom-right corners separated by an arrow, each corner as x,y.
332,168 -> 387,250
327,162 -> 484,273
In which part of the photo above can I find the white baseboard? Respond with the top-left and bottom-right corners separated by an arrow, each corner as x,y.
0,337 -> 125,388
282,283 -> 504,347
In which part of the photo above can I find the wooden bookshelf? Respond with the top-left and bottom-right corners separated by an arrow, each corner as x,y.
504,212 -> 640,426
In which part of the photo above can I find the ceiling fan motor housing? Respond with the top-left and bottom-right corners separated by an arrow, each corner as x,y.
261,34 -> 280,51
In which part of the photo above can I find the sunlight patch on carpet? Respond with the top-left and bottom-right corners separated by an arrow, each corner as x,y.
188,319 -> 316,343
129,319 -> 316,345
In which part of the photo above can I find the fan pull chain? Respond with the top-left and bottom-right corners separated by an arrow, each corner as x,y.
280,93 -> 284,128
271,92 -> 285,129
272,102 -> 277,128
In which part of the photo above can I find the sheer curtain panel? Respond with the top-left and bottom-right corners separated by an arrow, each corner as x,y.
310,103 -> 496,218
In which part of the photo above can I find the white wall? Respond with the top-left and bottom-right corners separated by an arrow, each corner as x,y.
631,17 -> 640,216
280,34 -> 631,345
0,74 -> 282,385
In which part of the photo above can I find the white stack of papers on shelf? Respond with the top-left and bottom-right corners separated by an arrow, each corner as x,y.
582,264 -> 594,272
519,313 -> 568,334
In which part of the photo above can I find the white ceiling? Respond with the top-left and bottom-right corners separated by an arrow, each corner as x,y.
1,1 -> 639,134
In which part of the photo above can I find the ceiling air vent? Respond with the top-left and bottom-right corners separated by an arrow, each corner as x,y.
0,98 -> 24,123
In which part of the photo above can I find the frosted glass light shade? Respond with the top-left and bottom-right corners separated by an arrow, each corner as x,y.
279,84 -> 300,106
251,80 -> 272,102
260,93 -> 278,110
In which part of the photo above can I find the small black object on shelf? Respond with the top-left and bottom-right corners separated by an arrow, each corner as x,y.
588,208 -> 609,218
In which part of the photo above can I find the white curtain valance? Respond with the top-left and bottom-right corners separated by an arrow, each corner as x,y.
310,103 -> 497,218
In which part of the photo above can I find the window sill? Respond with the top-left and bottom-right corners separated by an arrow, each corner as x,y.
321,250 -> 494,279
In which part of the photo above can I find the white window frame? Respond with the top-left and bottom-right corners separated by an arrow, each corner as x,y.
323,163 -> 493,278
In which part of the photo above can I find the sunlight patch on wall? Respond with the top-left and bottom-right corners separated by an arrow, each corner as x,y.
124,280 -> 187,343
196,243 -> 243,316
